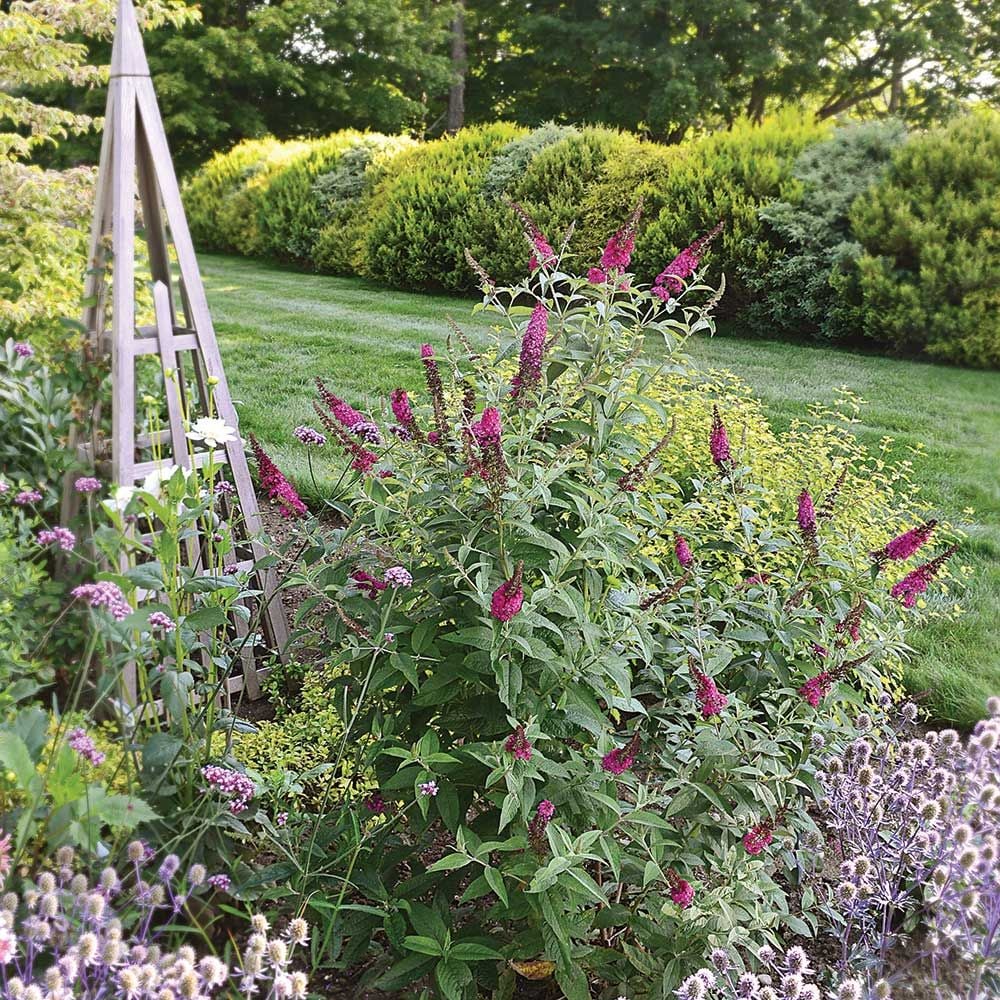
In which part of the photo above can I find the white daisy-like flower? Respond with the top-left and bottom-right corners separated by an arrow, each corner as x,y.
103,484 -> 137,514
186,417 -> 239,449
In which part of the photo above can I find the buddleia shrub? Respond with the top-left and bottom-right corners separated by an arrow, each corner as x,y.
312,134 -> 416,275
262,208 -> 957,995
852,111 -> 1000,367
252,131 -> 371,262
579,109 -> 831,319
183,137 -> 308,253
358,122 -> 526,291
749,119 -> 908,343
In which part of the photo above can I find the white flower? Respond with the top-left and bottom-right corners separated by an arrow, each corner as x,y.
141,463 -> 191,497
187,418 -> 239,449
103,485 -> 137,515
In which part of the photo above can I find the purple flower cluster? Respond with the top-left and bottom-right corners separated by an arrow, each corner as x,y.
67,727 -> 106,767
293,425 -> 326,447
384,565 -> 412,588
71,581 -> 132,621
504,726 -> 533,762
13,341 -> 33,358
511,302 -> 548,400
14,489 -> 42,506
692,667 -> 728,718
36,526 -> 76,552
202,764 -> 255,814
250,434 -> 308,518
148,610 -> 177,632
74,476 -> 101,494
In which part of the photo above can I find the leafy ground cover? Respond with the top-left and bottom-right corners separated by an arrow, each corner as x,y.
201,253 -> 1000,727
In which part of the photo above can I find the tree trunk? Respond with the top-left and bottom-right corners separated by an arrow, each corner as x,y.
888,55 -> 904,113
447,1 -> 466,134
746,77 -> 767,123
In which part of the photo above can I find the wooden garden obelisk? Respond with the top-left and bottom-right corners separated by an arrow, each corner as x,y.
71,0 -> 288,702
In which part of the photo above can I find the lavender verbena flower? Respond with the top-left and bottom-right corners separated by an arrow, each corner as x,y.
293,425 -> 326,447
202,764 -> 255,814
352,419 -> 383,444
36,526 -> 76,552
148,610 -> 176,633
67,728 -> 105,767
511,302 -> 548,400
0,853 -> 309,999
71,581 -> 132,621
14,488 -> 43,505
207,874 -> 231,892
490,563 -> 524,622
504,726 -> 533,762
13,341 -> 33,358
384,565 -> 412,588
418,780 -> 439,797
871,520 -> 936,565
890,545 -> 958,608
249,434 -> 308,518
692,667 -> 728,718
74,476 -> 101,494
709,405 -> 732,469
276,812 -> 288,827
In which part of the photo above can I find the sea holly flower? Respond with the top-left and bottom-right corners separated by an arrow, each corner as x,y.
709,405 -> 732,469
692,666 -> 728,718
74,476 -> 101,494
504,725 -> 533,762
249,434 -> 308,517
36,526 -> 76,552
674,535 -> 693,568
651,221 -> 724,301
490,562 -> 524,622
68,728 -> 106,767
186,417 -> 239,449
511,302 -> 548,400
71,581 -> 132,621
890,544 -> 958,608
602,731 -> 640,776
871,519 -> 937,565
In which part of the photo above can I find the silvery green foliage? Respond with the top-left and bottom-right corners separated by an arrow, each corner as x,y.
0,843 -> 309,999
814,700 -> 1000,998
480,122 -> 579,199
750,119 -> 907,343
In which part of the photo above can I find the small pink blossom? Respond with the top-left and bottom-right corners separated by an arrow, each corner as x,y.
207,874 -> 231,892
675,535 -> 693,568
419,780 -> 439,797
37,526 -> 76,552
490,563 -> 524,622
799,672 -> 833,708
693,668 -> 728,718
276,812 -> 289,827
742,822 -> 774,856
74,476 -> 101,494
709,406 -> 732,469
384,566 -> 412,588
504,726 -> 533,762
202,764 -> 254,814
13,341 -> 33,358
148,611 -> 176,633
68,727 -> 106,767
294,425 -> 326,446
72,581 -> 132,621
14,489 -> 42,505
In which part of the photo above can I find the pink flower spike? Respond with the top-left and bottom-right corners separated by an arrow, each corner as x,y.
528,799 -> 555,846
674,535 -> 693,568
472,407 -> 502,447
599,202 -> 642,272
490,563 -> 524,622
587,267 -> 608,284
504,725 -> 533,762
249,434 -> 307,518
692,667 -> 728,718
601,731 -> 641,777
890,545 -> 958,608
512,303 -> 548,400
872,520 -> 937,564
709,406 -> 732,469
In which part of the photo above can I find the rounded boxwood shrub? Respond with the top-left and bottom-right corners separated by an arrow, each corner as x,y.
183,137 -> 308,253
579,109 -> 831,319
748,119 -> 908,343
358,122 -> 527,291
851,110 -> 1000,367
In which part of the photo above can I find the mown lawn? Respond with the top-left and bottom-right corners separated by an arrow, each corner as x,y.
201,252 -> 1000,728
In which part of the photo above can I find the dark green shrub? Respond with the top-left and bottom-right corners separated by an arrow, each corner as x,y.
359,123 -> 526,291
579,110 -> 831,318
748,119 -> 908,342
311,135 -> 415,275
852,111 -> 1000,367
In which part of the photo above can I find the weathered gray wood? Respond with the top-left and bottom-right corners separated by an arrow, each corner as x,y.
63,0 -> 289,709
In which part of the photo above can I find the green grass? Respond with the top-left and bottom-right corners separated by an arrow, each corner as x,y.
201,252 -> 1000,727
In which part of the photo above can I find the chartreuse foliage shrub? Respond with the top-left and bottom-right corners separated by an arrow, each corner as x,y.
184,137 -> 310,253
255,210 -> 959,997
358,122 -> 526,290
750,119 -> 907,342
479,122 -> 579,200
579,109 -> 831,318
852,110 -> 1000,367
